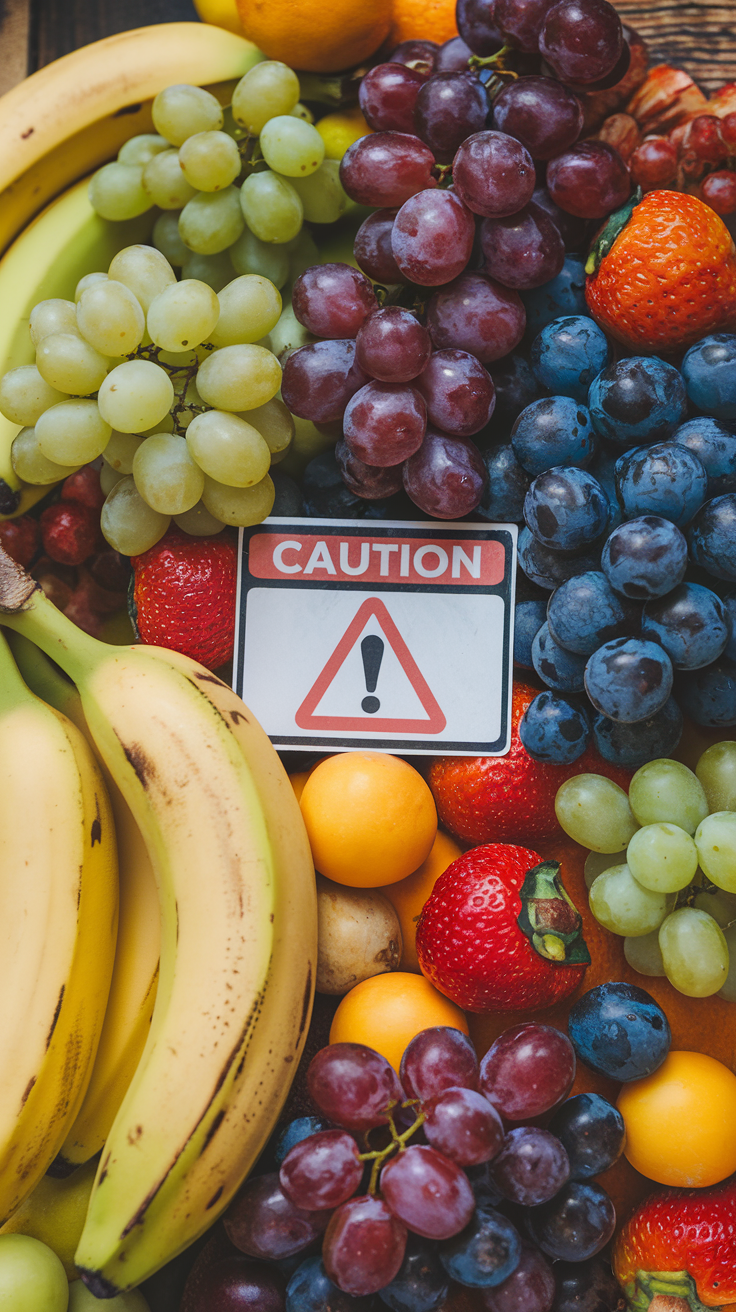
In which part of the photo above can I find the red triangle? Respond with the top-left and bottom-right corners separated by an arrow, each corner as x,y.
295,597 -> 446,734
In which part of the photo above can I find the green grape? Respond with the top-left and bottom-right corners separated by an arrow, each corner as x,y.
76,280 -> 145,357
583,849 -> 627,889
210,275 -> 282,347
625,823 -> 698,893
196,344 -> 282,411
0,1234 -> 68,1312
152,212 -> 189,267
100,461 -> 125,496
151,83 -> 224,146
28,299 -> 78,346
88,163 -> 153,220
103,431 -> 146,474
178,130 -> 241,191
36,399 -> 111,465
624,930 -> 666,977
108,245 -> 177,314
629,758 -> 709,834
221,105 -> 249,143
259,116 -> 325,177
68,1275 -> 151,1309
697,741 -> 736,813
290,103 -> 315,123
239,172 -> 303,244
240,397 -> 295,462
74,272 -> 108,302
133,433 -> 205,515
179,186 -> 245,255
231,62 -> 300,135
173,501 -> 225,536
695,812 -> 736,892
718,924 -> 736,1002
201,471 -> 275,526
693,886 -> 736,928
0,366 -> 66,426
147,279 -> 220,352
588,864 -> 673,937
288,160 -> 350,224
229,227 -> 290,288
142,150 -> 198,210
11,427 -> 80,485
181,251 -> 235,293
555,774 -> 640,852
118,133 -> 169,167
35,332 -> 108,395
268,302 -> 315,359
186,410 -> 271,486
659,907 -> 729,997
101,475 -> 170,554
97,360 -> 174,434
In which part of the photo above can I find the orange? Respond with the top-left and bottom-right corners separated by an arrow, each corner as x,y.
235,0 -> 392,74
382,830 -> 462,971
329,971 -> 468,1072
388,0 -> 459,51
299,752 -> 437,889
617,1051 -> 736,1188
288,769 -> 312,803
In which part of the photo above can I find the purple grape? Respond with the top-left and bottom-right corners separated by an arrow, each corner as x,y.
453,130 -> 536,218
389,38 -> 439,73
180,1251 -> 286,1312
427,271 -> 526,363
480,202 -> 564,289
531,185 -> 588,249
416,348 -> 496,435
539,0 -> 623,82
335,439 -> 404,499
547,140 -> 629,218
422,1086 -> 505,1166
526,1180 -> 616,1261
392,188 -> 476,284
224,1174 -> 331,1260
489,1127 -> 570,1205
400,1027 -> 480,1100
279,1130 -> 363,1211
457,0 -> 505,55
359,63 -> 426,134
494,0 -> 556,52
353,210 -> 406,284
378,1234 -> 450,1312
403,429 -> 488,517
306,1042 -> 404,1133
479,1023 -> 576,1120
340,132 -> 436,208
565,38 -> 631,90
292,263 -> 378,339
356,307 -> 432,383
436,34 -> 476,70
481,1244 -> 556,1312
323,1195 -> 407,1296
493,78 -> 584,160
553,1257 -> 626,1312
381,1144 -> 476,1239
414,71 -> 489,163
281,340 -> 369,423
343,381 -> 427,465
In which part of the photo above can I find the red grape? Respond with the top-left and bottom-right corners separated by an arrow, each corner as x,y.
359,63 -> 426,134
701,169 -> 736,215
340,133 -> 437,207
292,263 -> 378,339
629,136 -> 678,189
281,340 -> 369,423
389,38 -> 439,73
323,1195 -> 407,1295
381,1144 -> 476,1238
564,37 -> 630,90
546,140 -> 629,218
531,185 -> 588,249
0,515 -> 41,568
683,114 -> 726,164
495,0 -> 556,53
436,34 -> 476,70
279,1130 -> 363,1211
416,348 -> 496,436
490,1127 -> 571,1204
223,1174 -> 331,1259
180,1252 -> 287,1312
306,1042 -> 405,1132
355,307 -> 432,383
479,1023 -> 576,1120
400,1027 -> 480,1100
480,201 -> 565,288
453,130 -> 536,218
539,0 -> 623,83
480,1244 -> 556,1312
391,188 -> 476,284
493,77 -> 584,160
40,501 -> 98,567
414,72 -> 489,163
403,429 -> 487,518
343,381 -> 427,465
422,1086 -> 505,1166
426,271 -> 526,362
336,439 -> 405,499
353,210 -> 406,284
456,0 -> 505,55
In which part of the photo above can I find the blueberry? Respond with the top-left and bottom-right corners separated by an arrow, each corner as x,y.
588,357 -> 688,448
514,598 -> 548,667
601,515 -> 688,600
271,469 -> 305,517
642,582 -> 729,669
287,1257 -> 374,1312
672,416 -> 736,496
531,315 -> 610,402
488,354 -> 546,429
688,494 -> 736,582
525,1181 -> 615,1263
378,1234 -> 449,1312
592,696 -> 683,768
682,332 -> 736,419
521,255 -> 587,340
524,467 -> 609,551
568,981 -> 671,1081
477,445 -> 530,522
615,441 -> 708,528
511,396 -> 595,476
548,1094 -> 626,1180
439,1208 -> 522,1288
585,636 -> 674,722
518,527 -> 601,591
726,591 -> 736,662
532,622 -> 587,692
588,441 -> 622,531
274,1116 -> 329,1167
547,570 -> 639,656
303,450 -> 366,519
519,690 -> 590,762
466,1163 -> 505,1211
676,658 -> 736,727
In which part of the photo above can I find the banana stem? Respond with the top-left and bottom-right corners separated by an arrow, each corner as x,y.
0,580 -> 108,686
0,627 -> 34,712
5,631 -> 79,718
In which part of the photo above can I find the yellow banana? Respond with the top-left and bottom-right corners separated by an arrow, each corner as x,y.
7,632 -> 160,1172
0,628 -> 118,1224
0,549 -> 317,1295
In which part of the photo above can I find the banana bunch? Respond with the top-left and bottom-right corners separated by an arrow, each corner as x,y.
0,543 -> 317,1295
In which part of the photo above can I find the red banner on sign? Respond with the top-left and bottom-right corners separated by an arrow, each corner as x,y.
249,532 -> 504,587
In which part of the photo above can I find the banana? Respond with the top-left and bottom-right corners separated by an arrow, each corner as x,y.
0,628 -> 118,1224
7,632 -> 160,1173
0,548 -> 317,1295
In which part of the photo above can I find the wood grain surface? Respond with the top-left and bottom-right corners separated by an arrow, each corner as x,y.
615,0 -> 736,94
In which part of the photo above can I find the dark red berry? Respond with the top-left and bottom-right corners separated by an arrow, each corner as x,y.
60,464 -> 106,513
701,169 -> 736,216
40,501 -> 99,567
0,515 -> 41,567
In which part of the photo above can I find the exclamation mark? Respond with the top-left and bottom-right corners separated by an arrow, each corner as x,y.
361,635 -> 384,714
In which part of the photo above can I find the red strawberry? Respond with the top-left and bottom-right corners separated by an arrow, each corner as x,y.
428,681 -> 632,847
130,528 -> 238,671
416,843 -> 588,1013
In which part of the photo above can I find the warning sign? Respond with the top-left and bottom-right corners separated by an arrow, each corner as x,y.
233,518 -> 517,755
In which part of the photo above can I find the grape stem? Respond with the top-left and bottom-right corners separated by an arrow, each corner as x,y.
358,1100 -> 426,1195
124,342 -> 215,436
468,46 -> 519,79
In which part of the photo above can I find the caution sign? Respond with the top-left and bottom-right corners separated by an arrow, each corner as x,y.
233,518 -> 518,756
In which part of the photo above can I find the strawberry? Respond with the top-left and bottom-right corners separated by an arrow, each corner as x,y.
415,843 -> 589,1013
585,189 -> 736,353
613,1175 -> 736,1309
428,681 -> 632,848
130,528 -> 238,671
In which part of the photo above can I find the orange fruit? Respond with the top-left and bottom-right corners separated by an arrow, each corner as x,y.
289,769 -> 312,803
235,0 -> 392,74
382,830 -> 463,971
330,971 -> 468,1072
617,1051 -> 736,1188
388,0 -> 459,50
299,752 -> 437,889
